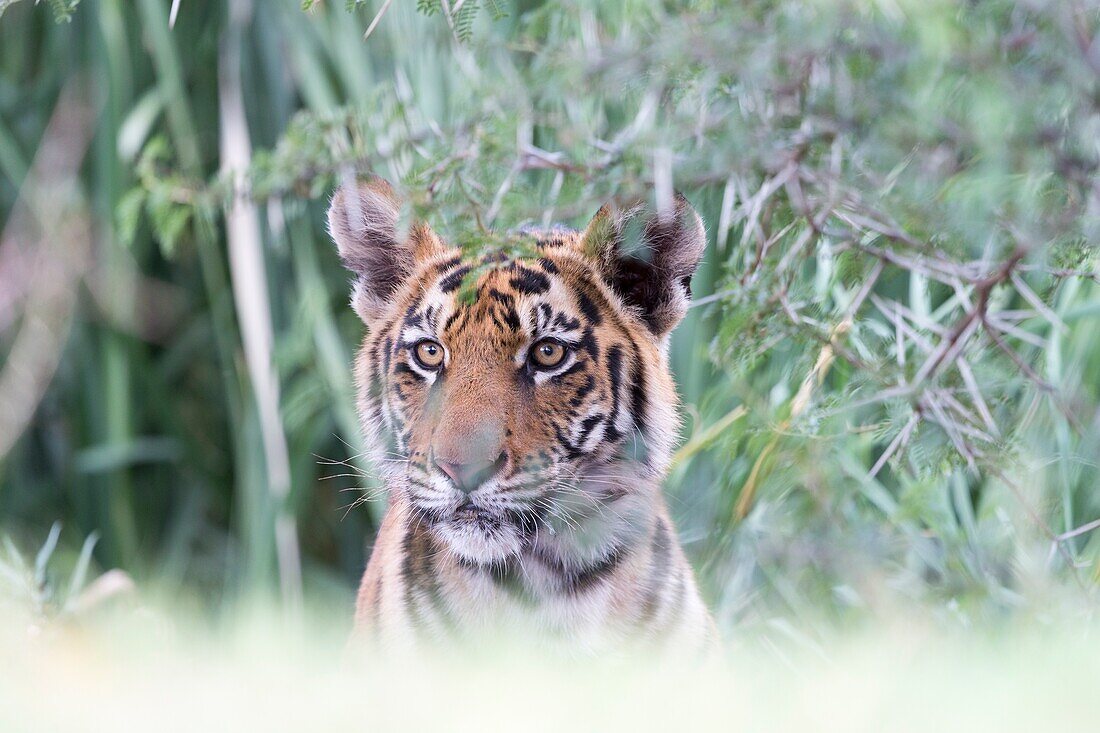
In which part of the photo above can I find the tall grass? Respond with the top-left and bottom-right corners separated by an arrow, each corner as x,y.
0,0 -> 1098,639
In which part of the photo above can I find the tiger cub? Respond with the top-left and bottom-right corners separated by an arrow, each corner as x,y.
329,177 -> 715,654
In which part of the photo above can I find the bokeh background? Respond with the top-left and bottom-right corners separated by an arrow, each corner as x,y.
1,0 -> 1098,640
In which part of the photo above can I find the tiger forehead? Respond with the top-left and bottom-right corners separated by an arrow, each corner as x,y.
398,252 -> 610,343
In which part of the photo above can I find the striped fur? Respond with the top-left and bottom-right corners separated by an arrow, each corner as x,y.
329,178 -> 715,655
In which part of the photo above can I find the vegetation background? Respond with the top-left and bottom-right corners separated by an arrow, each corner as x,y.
0,0 -> 1098,653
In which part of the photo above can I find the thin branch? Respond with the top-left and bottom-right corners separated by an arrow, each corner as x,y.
1010,270 -> 1067,333
869,412 -> 919,478
363,0 -> 394,40
1054,517 -> 1100,543
956,358 -> 999,437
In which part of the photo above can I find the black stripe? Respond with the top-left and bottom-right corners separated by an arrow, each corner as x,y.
550,360 -> 586,384
572,271 -> 637,334
393,362 -> 425,381
539,303 -> 553,330
488,288 -> 515,307
606,345 -> 624,436
480,252 -> 509,265
402,303 -> 424,329
499,305 -> 521,332
401,525 -> 425,629
569,375 -> 596,407
576,413 -> 605,447
551,311 -> 582,331
565,546 -> 624,594
574,287 -> 603,326
489,309 -> 509,334
462,557 -> 538,606
510,267 -> 550,295
551,421 -> 582,460
402,520 -> 455,634
578,326 -> 598,364
653,563 -> 687,639
420,547 -> 453,633
435,255 -> 462,273
442,309 -> 463,334
381,336 -> 393,377
425,304 -> 440,330
628,338 -> 649,436
366,342 -> 383,400
407,477 -> 434,492
439,265 -> 472,292
638,519 -> 672,627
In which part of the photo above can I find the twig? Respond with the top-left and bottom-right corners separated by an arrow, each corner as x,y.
869,412 -> 919,478
987,465 -> 1090,592
1054,517 -> 1100,544
923,394 -> 978,472
1010,270 -> 1067,333
956,358 -> 999,437
911,247 -> 1028,387
363,0 -> 394,40
670,405 -> 748,468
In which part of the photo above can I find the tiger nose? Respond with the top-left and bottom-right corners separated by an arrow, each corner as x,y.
434,452 -> 508,494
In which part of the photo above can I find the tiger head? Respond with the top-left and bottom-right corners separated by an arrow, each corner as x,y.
328,178 -> 705,565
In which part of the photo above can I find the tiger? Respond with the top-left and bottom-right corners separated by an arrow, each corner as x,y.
328,176 -> 716,655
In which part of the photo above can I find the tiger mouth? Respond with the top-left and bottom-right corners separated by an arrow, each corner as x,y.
443,501 -> 542,538
452,500 -> 491,522
408,489 -> 543,539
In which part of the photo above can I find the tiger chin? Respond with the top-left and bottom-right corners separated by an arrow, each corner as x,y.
328,176 -> 717,657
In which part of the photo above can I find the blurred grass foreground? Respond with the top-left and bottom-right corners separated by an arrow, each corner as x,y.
3,614 -> 1100,731
0,0 -> 1099,726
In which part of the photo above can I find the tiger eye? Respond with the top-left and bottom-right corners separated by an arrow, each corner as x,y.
413,340 -> 445,369
530,340 -> 566,369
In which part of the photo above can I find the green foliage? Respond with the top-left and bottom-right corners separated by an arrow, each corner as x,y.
128,136 -> 199,257
300,0 -> 369,11
44,0 -> 78,22
0,0 -> 80,23
0,524 -> 105,621
0,0 -> 1098,634
451,0 -> 480,41
297,0 -> 507,40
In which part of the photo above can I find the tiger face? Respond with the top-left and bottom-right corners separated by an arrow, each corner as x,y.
329,178 -> 704,566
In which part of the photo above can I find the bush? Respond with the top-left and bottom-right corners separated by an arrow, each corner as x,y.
0,0 -> 1097,630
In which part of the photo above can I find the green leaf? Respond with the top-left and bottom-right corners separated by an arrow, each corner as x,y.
64,532 -> 99,609
33,523 -> 62,589
116,187 -> 147,248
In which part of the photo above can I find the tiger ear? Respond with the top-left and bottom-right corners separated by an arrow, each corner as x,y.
327,176 -> 444,323
579,194 -> 706,337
